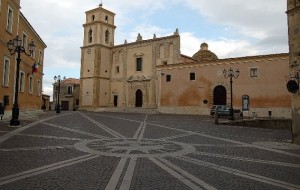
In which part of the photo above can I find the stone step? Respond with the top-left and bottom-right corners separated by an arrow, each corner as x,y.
19,110 -> 44,120
95,107 -> 159,114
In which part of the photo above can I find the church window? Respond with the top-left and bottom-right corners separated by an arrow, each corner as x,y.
166,75 -> 171,82
250,67 -> 258,78
190,72 -> 195,80
163,61 -> 168,65
116,66 -> 120,73
89,29 -> 93,43
105,15 -> 108,23
105,29 -> 109,44
136,58 -> 142,71
92,15 -> 95,21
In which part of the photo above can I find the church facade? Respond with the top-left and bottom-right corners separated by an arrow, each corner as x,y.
80,6 -> 291,118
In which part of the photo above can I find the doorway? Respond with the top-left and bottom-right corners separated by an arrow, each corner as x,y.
61,101 -> 69,111
135,89 -> 143,107
213,85 -> 226,105
114,95 -> 118,107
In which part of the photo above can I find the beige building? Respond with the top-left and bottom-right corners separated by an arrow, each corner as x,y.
158,48 -> 291,118
80,6 -> 291,118
287,0 -> 300,143
53,78 -> 80,111
0,0 -> 47,119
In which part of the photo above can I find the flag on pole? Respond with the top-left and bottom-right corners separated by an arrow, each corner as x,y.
31,63 -> 38,74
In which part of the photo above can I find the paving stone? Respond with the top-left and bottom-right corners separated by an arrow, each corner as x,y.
0,111 -> 299,190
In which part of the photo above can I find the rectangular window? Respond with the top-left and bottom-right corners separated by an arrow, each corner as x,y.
22,32 -> 28,51
68,86 -> 73,94
166,75 -> 171,82
136,57 -> 142,71
38,50 -> 43,65
116,66 -> 120,73
37,80 -> 41,96
190,72 -> 196,80
3,57 -> 10,86
29,76 -> 33,94
19,71 -> 25,92
31,47 -> 35,58
250,68 -> 258,78
6,6 -> 13,32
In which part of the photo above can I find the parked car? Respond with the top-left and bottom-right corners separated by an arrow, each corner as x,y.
210,105 -> 230,117
210,105 -> 241,117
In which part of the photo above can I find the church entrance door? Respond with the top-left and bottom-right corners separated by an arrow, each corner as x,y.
135,89 -> 143,107
213,85 -> 227,105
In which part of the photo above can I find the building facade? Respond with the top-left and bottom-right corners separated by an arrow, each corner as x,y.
0,0 -> 47,119
158,50 -> 291,118
80,6 -> 291,118
53,78 -> 80,111
287,0 -> 300,143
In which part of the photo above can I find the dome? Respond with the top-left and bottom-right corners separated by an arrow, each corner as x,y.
192,43 -> 218,62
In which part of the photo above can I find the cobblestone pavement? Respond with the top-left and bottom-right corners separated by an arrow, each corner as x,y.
0,111 -> 300,190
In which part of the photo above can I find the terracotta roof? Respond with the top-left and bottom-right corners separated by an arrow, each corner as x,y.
61,78 -> 80,85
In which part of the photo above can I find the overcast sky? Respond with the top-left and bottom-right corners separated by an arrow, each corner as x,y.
20,0 -> 288,100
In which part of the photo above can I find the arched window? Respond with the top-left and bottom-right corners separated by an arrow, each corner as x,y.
92,15 -> 95,21
88,29 -> 93,43
159,44 -> 164,58
105,15 -> 108,23
169,43 -> 174,57
105,29 -> 109,44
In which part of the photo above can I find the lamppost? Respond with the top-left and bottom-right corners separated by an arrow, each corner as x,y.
54,75 -> 65,113
7,36 -> 35,126
223,67 -> 240,120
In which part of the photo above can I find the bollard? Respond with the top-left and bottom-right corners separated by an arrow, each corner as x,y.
214,111 -> 219,124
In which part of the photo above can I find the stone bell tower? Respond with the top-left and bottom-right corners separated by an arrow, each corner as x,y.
287,0 -> 300,144
80,5 -> 116,110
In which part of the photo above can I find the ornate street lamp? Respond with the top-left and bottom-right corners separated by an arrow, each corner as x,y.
7,36 -> 36,126
223,67 -> 240,120
54,75 -> 66,113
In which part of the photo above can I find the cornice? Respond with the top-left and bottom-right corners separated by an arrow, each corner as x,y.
286,6 -> 300,14
157,53 -> 289,69
83,21 -> 116,29
81,44 -> 113,49
20,12 -> 47,48
85,7 -> 116,16
113,34 -> 180,49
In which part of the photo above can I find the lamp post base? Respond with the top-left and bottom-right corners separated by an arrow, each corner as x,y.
56,105 -> 60,114
10,107 -> 20,126
229,108 -> 234,121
